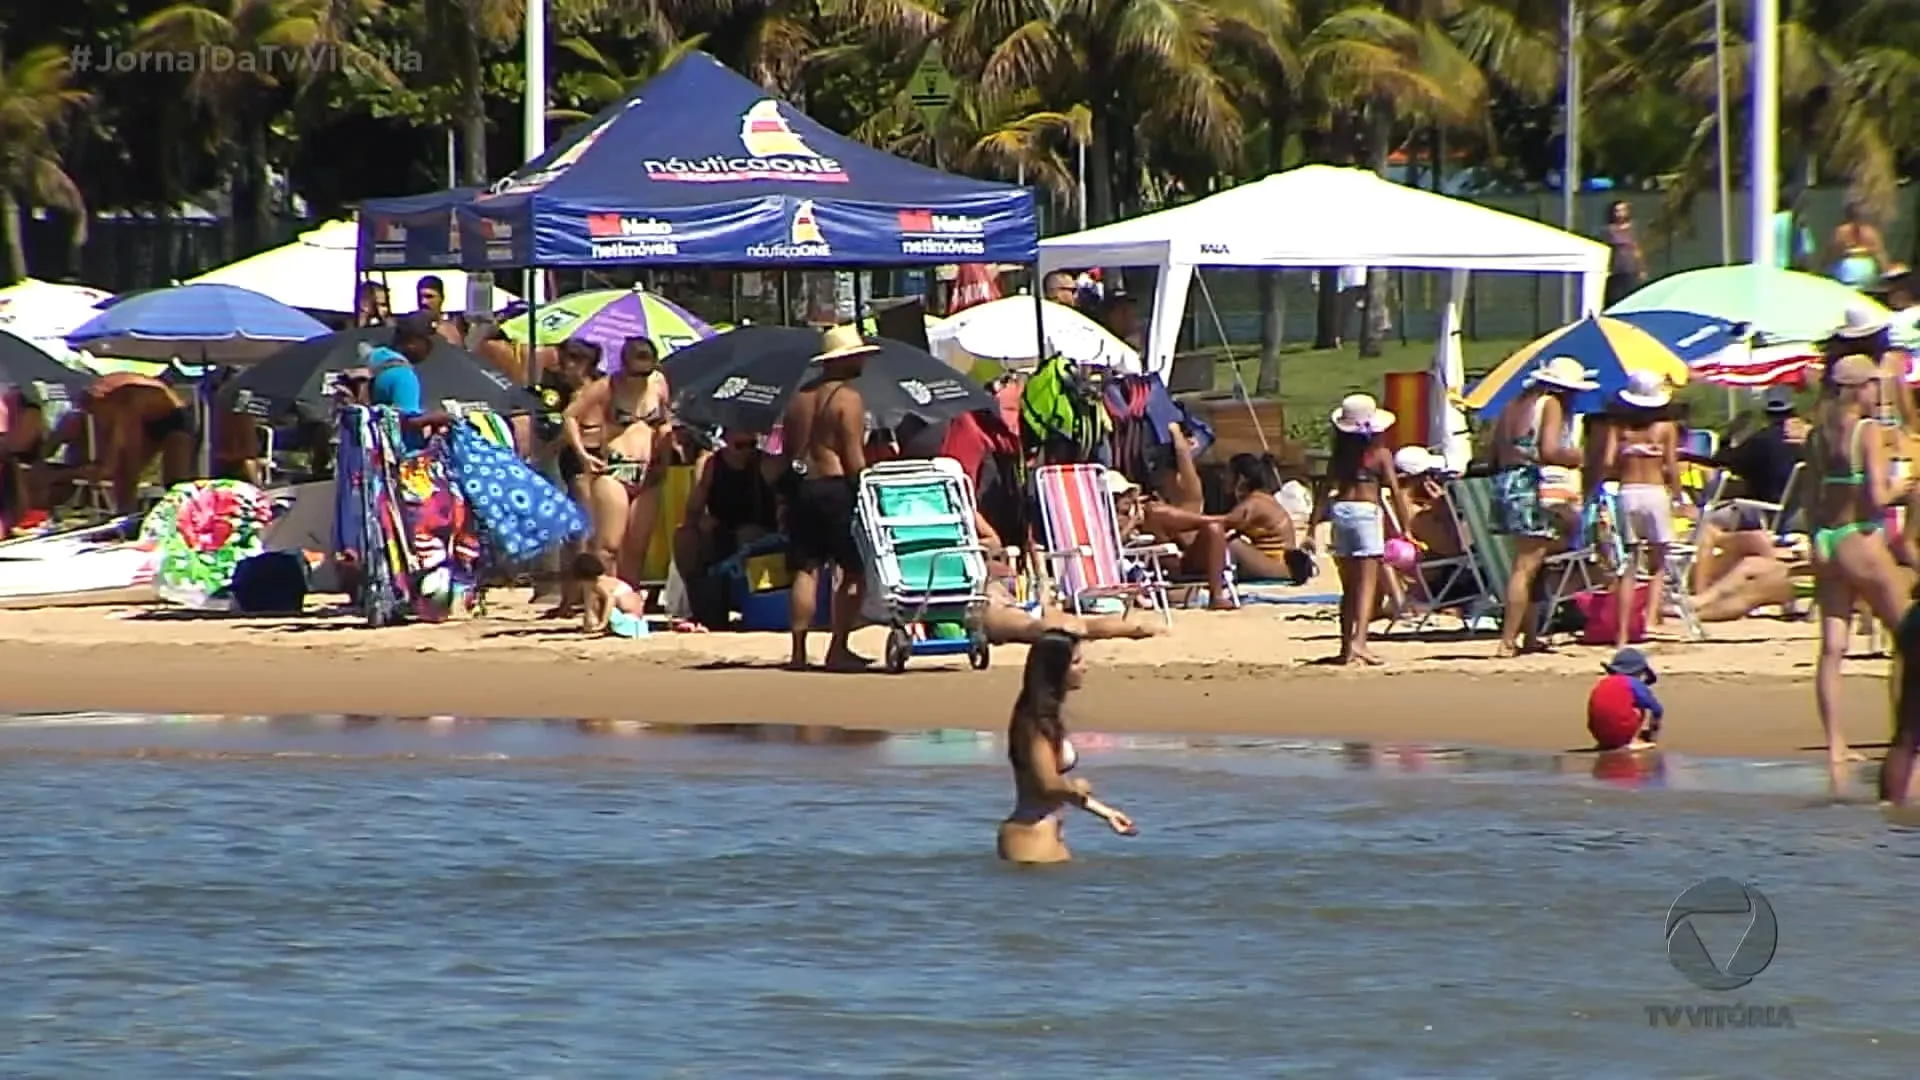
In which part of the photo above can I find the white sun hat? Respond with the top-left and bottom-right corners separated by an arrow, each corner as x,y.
1833,303 -> 1890,339
1331,393 -> 1395,435
1393,445 -> 1441,475
1526,355 -> 1600,392
1617,369 -> 1672,409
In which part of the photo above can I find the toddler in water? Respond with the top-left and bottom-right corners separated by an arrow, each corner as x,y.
1587,648 -> 1664,751
572,552 -> 649,638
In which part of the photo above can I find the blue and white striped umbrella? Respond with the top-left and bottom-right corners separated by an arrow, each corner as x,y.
65,283 -> 329,363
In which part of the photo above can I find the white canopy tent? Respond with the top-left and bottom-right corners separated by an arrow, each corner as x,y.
186,219 -> 518,316
1038,165 -> 1611,471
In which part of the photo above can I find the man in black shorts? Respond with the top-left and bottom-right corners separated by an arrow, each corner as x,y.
780,325 -> 877,671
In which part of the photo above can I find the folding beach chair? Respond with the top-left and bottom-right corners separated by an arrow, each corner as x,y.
1451,475 -> 1598,641
1380,493 -> 1492,635
1032,463 -> 1176,626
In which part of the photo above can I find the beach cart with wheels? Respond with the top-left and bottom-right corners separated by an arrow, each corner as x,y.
854,459 -> 992,672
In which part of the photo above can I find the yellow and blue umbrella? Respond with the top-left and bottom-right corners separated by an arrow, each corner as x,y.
1463,315 -> 1690,416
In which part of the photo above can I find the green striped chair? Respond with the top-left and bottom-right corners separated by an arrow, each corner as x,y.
1451,475 -> 1598,641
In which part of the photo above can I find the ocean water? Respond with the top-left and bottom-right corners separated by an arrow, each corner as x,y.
0,715 -> 1916,1078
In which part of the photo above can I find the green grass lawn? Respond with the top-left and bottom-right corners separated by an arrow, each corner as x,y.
1181,336 -> 1742,444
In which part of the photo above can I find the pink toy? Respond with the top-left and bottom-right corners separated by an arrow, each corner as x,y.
1383,537 -> 1420,572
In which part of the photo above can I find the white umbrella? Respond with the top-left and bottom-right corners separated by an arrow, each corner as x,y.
929,296 -> 1142,374
0,278 -> 113,359
185,219 -> 519,315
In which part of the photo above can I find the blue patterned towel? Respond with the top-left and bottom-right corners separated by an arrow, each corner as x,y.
448,421 -> 588,563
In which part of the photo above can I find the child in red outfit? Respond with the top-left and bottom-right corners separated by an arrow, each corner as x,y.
1588,648 -> 1664,751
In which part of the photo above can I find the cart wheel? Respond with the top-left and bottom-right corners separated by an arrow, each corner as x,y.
885,627 -> 912,673
968,636 -> 991,671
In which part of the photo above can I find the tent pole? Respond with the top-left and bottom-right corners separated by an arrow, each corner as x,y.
524,268 -> 540,388
1559,0 -> 1581,323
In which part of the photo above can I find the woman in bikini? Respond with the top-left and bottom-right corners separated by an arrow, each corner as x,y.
997,629 -> 1137,864
562,335 -> 673,583
1601,371 -> 1683,647
1827,201 -> 1891,289
1222,452 -> 1311,584
1810,354 -> 1911,768
1487,356 -> 1594,656
1308,394 -> 1412,666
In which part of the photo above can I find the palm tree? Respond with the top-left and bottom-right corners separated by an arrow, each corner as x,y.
136,0 -> 394,254
1302,0 -> 1487,355
548,32 -> 711,122
971,0 -> 1294,229
0,45 -> 93,283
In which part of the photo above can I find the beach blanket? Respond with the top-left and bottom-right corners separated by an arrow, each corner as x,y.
139,479 -> 274,609
447,420 -> 586,564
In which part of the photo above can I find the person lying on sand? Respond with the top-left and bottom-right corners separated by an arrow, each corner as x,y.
973,512 -> 1162,645
573,552 -> 650,638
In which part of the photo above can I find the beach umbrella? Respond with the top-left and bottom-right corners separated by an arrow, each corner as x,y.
0,279 -> 113,359
1607,265 -> 1883,346
1602,309 -> 1742,363
928,296 -> 1142,374
497,289 -> 716,370
222,326 -> 540,421
661,325 -> 996,433
65,283 -> 330,363
1463,315 -> 1690,416
0,329 -> 96,399
185,219 -> 518,315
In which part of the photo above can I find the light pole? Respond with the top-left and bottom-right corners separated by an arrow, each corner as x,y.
1713,0 -> 1732,264
1749,0 -> 1779,272
1560,0 -> 1581,320
523,0 -> 548,311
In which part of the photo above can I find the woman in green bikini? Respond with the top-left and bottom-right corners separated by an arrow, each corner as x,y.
1811,354 -> 1911,767
563,336 -> 674,584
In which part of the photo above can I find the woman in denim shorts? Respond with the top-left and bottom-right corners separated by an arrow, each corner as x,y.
1309,394 -> 1413,666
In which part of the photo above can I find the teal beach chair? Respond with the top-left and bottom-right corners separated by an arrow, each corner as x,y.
855,459 -> 991,672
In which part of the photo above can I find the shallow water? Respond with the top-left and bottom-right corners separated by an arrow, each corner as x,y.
0,716 -> 1915,1078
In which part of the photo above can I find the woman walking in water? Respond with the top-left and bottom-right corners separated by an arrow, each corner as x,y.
561,336 -> 673,583
1602,371 -> 1683,646
1810,355 -> 1911,767
1310,395 -> 1412,666
1488,357 -> 1594,656
998,630 -> 1136,864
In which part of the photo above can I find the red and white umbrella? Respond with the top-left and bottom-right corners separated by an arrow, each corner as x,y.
1690,342 -> 1819,387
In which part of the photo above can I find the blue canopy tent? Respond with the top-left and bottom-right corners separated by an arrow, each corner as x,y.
355,52 -> 1038,270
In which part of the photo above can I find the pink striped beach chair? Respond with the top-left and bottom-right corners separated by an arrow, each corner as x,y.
1033,463 -> 1176,626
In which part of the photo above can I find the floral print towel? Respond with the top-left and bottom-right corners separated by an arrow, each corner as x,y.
140,479 -> 275,609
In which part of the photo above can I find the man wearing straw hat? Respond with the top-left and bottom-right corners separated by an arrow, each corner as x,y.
782,325 -> 880,671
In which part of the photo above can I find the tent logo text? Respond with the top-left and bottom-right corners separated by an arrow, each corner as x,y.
586,214 -> 680,259
897,209 -> 985,256
643,100 -> 848,184
371,220 -> 408,265
746,200 -> 831,259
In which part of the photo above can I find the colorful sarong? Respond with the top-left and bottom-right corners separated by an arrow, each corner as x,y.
139,479 -> 275,609
334,406 -> 481,625
448,420 -> 587,564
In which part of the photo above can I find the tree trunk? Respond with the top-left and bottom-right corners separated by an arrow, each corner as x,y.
229,118 -> 263,258
1358,99 -> 1394,359
1087,108 -> 1115,228
458,3 -> 489,184
1255,94 -> 1291,396
1313,111 -> 1354,348
0,189 -> 26,283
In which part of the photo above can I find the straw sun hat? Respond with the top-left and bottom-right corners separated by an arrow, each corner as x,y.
1830,354 -> 1879,386
1617,370 -> 1672,410
1527,355 -> 1600,392
1331,393 -> 1395,435
811,324 -> 882,363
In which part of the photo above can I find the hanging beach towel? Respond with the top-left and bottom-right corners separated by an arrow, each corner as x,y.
139,479 -> 275,609
448,419 -> 587,564
394,429 -> 483,621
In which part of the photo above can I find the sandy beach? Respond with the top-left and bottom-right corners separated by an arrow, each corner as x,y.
0,592 -> 1895,759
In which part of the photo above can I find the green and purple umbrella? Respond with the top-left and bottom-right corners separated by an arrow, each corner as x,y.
499,288 -> 717,370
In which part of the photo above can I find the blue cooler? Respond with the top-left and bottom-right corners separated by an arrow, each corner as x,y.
734,565 -> 834,631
